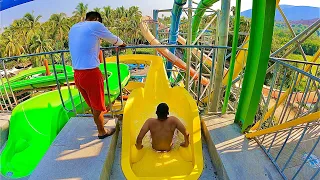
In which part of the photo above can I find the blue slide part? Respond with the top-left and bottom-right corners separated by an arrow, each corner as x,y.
0,0 -> 33,11
167,0 -> 187,77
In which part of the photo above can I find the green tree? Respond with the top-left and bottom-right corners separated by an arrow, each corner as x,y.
2,34 -> 25,57
73,2 -> 88,22
48,13 -> 70,49
102,6 -> 113,27
22,12 -> 42,40
93,7 -> 102,14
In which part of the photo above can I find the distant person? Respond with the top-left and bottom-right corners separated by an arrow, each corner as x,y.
136,103 -> 189,151
69,11 -> 126,139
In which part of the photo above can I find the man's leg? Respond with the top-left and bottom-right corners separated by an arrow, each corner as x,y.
92,109 -> 107,136
80,68 -> 115,139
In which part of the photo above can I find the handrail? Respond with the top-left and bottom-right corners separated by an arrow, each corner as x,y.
49,54 -> 74,113
246,111 -> 320,138
270,57 -> 320,82
0,45 -> 318,120
0,45 -> 248,62
273,57 -> 320,66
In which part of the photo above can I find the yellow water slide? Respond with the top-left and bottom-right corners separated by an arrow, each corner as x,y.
107,55 -> 203,179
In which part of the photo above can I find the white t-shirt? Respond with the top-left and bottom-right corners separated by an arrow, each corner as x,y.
69,21 -> 123,70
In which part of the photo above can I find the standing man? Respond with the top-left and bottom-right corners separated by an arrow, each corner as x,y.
69,12 -> 126,139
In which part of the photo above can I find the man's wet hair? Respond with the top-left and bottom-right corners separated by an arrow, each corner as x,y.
156,103 -> 169,120
85,11 -> 103,23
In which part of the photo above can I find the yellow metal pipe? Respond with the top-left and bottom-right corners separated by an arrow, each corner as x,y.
246,111 -> 320,138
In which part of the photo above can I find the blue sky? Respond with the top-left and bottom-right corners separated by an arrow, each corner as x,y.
1,0 -> 320,28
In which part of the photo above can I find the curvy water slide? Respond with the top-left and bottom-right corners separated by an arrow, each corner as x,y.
191,0 -> 219,42
0,63 -> 130,178
142,0 -> 249,88
140,16 -> 210,85
119,55 -> 203,179
0,65 -> 73,93
167,0 -> 187,76
158,20 -> 250,72
2,65 -> 69,83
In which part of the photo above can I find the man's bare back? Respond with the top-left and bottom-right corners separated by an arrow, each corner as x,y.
135,103 -> 189,151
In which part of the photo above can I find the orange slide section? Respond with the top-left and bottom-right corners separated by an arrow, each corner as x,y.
140,16 -> 210,85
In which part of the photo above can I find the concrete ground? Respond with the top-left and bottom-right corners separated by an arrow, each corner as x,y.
202,114 -> 283,180
29,117 -> 117,180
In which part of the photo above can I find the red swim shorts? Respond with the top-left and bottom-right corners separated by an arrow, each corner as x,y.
74,68 -> 107,112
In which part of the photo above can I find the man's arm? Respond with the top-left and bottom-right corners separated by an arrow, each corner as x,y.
91,22 -> 125,46
135,119 -> 150,149
174,117 -> 189,147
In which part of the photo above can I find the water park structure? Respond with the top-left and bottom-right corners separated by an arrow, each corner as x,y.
0,0 -> 319,179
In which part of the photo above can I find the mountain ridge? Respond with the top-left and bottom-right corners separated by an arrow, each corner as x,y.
241,5 -> 320,21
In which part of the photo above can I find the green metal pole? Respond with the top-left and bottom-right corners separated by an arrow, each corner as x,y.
235,0 -> 276,131
221,0 -> 241,114
185,0 -> 193,91
210,0 -> 231,112
153,10 -> 159,55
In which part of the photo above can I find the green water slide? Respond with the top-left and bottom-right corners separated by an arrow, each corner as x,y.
0,63 -> 130,179
2,65 -> 72,83
192,0 -> 219,42
0,65 -> 73,93
235,0 -> 276,131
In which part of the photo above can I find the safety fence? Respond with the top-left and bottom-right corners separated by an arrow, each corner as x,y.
1,45 -> 319,179
0,45 -> 248,116
247,58 -> 320,180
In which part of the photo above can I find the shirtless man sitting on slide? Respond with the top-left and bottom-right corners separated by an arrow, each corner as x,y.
135,103 -> 189,151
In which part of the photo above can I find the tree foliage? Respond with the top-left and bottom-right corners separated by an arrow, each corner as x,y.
0,3 -> 143,66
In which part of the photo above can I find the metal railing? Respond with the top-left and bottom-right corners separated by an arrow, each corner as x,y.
0,45 -> 248,116
1,44 -> 319,179
256,58 -> 320,130
250,57 -> 320,180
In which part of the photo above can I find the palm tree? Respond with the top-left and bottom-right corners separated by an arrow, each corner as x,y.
0,5 -> 150,58
128,6 -> 141,18
48,13 -> 70,49
73,2 -> 88,22
103,6 -> 113,26
93,7 -> 102,14
115,6 -> 126,19
2,34 -> 25,57
22,12 -> 42,44
8,19 -> 31,53
30,33 -> 53,53
23,12 -> 42,32
29,33 -> 53,66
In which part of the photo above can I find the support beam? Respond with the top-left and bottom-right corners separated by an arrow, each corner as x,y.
152,10 -> 159,55
235,0 -> 277,131
210,0 -> 231,112
266,20 -> 320,74
168,0 -> 187,77
222,0 -> 241,114
192,13 -> 217,45
185,0 -> 193,90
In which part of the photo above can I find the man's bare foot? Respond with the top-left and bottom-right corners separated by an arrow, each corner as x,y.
98,128 -> 116,139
